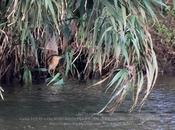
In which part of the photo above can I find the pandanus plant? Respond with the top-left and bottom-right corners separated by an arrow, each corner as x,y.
0,0 -> 172,112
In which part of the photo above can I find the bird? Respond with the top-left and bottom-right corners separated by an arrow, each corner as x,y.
47,55 -> 63,76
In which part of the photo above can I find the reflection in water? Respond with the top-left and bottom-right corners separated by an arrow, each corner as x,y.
0,76 -> 175,130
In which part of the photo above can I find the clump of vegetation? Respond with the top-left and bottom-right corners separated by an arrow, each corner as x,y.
152,2 -> 175,74
0,0 -> 168,113
155,23 -> 175,46
155,5 -> 175,47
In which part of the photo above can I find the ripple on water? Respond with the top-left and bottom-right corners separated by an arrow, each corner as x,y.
0,76 -> 175,130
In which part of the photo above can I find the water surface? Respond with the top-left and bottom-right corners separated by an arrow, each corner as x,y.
0,75 -> 175,130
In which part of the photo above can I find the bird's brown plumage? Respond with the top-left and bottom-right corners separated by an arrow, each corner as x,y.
48,55 -> 62,75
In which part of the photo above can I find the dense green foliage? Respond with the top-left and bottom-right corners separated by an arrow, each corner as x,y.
0,0 -> 171,113
153,5 -> 175,74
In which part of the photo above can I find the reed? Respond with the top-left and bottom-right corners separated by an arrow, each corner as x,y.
0,0 -> 170,112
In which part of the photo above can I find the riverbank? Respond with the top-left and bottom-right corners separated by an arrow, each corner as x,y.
152,9 -> 175,74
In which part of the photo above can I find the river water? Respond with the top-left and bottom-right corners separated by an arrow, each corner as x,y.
0,75 -> 175,130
